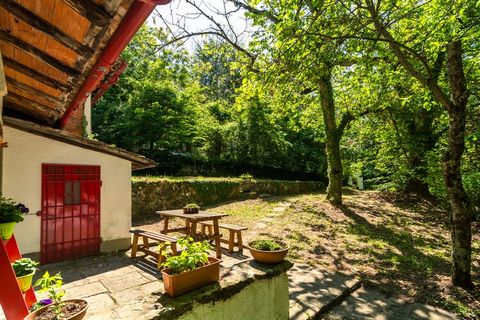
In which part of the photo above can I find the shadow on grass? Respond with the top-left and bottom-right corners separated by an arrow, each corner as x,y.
330,203 -> 451,301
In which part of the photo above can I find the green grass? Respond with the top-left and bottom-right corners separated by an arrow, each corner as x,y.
205,190 -> 479,318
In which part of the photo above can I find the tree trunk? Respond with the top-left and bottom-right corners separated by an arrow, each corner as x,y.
405,155 -> 432,197
318,72 -> 343,204
444,40 -> 473,289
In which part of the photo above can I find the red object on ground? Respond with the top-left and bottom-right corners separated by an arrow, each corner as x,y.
0,235 -> 37,320
57,0 -> 172,129
41,164 -> 101,264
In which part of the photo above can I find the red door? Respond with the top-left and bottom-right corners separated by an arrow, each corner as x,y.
41,164 -> 101,264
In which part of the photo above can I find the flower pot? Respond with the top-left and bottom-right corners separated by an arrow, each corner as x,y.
247,241 -> 289,264
25,299 -> 88,320
0,222 -> 16,240
183,207 -> 199,214
161,257 -> 220,297
16,271 -> 35,292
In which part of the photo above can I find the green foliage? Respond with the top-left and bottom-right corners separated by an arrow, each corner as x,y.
183,203 -> 200,209
34,272 -> 65,316
161,237 -> 212,275
12,258 -> 38,277
0,196 -> 28,223
250,240 -> 283,251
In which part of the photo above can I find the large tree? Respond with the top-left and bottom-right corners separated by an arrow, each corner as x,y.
331,0 -> 478,288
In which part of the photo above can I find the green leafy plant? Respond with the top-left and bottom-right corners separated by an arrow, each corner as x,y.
183,203 -> 200,209
162,237 -> 212,275
34,272 -> 65,316
12,258 -> 38,277
251,240 -> 283,251
239,173 -> 254,180
0,196 -> 28,223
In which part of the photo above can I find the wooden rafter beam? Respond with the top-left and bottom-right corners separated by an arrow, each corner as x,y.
4,92 -> 61,121
0,30 -> 81,78
5,76 -> 64,107
63,0 -> 113,26
2,56 -> 72,92
0,0 -> 94,59
3,99 -> 55,125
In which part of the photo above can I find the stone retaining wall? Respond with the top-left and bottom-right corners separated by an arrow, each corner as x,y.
132,177 -> 324,221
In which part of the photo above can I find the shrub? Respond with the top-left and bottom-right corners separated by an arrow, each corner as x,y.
183,203 -> 200,209
12,258 -> 38,277
250,239 -> 283,251
0,196 -> 28,223
162,237 -> 212,274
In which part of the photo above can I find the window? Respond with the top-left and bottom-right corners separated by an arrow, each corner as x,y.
64,181 -> 81,204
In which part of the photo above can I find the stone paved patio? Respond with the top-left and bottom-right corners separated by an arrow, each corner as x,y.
32,249 -> 255,320
1,249 -> 459,319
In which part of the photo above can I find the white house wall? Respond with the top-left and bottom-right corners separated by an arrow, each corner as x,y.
2,125 -> 132,254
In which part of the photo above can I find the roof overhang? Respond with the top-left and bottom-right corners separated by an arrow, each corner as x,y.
4,116 -> 157,170
0,0 -> 170,127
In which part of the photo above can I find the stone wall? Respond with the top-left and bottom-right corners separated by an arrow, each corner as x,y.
178,274 -> 289,320
149,260 -> 293,320
131,177 -> 324,220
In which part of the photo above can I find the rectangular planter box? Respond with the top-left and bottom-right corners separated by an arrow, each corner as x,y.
162,257 -> 221,297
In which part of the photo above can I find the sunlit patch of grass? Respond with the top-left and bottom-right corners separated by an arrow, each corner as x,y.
140,190 -> 477,317
207,199 -> 277,224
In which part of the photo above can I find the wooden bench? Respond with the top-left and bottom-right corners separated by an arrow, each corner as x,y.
129,229 -> 178,269
199,222 -> 247,253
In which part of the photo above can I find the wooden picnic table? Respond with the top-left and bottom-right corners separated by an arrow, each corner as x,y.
156,209 -> 228,258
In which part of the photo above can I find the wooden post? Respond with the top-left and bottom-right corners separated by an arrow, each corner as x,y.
212,219 -> 222,258
0,49 -> 8,150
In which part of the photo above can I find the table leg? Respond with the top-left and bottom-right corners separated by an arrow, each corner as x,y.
189,221 -> 197,239
162,217 -> 169,234
213,219 -> 222,258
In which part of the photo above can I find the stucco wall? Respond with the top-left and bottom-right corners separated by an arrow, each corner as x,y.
178,273 -> 290,320
2,125 -> 132,254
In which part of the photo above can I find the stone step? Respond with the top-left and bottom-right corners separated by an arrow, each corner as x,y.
324,287 -> 459,320
288,264 -> 361,320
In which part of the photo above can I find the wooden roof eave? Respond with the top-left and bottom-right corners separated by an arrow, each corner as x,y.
0,0 -> 134,124
3,116 -> 157,170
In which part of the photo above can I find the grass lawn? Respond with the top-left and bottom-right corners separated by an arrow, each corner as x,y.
206,189 -> 480,319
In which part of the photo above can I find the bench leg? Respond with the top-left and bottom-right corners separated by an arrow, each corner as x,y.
157,243 -> 165,270
130,234 -> 139,258
171,242 -> 178,255
143,236 -> 150,250
237,231 -> 243,253
201,224 -> 206,236
213,219 -> 222,258
228,230 -> 235,253
208,225 -> 213,236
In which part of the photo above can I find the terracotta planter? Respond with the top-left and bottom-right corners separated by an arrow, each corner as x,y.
0,222 -> 16,240
162,257 -> 220,297
183,207 -> 199,214
16,271 -> 35,292
247,241 -> 289,264
24,299 -> 88,320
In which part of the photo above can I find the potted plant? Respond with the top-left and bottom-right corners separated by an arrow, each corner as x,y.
183,203 -> 200,214
0,196 -> 29,240
25,272 -> 88,320
12,258 -> 38,292
161,237 -> 220,297
247,239 -> 289,264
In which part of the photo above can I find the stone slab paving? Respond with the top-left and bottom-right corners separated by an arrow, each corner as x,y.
323,286 -> 458,320
288,264 -> 361,320
287,264 -> 458,320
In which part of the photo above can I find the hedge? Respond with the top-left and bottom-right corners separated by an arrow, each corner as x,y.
131,176 -> 324,221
